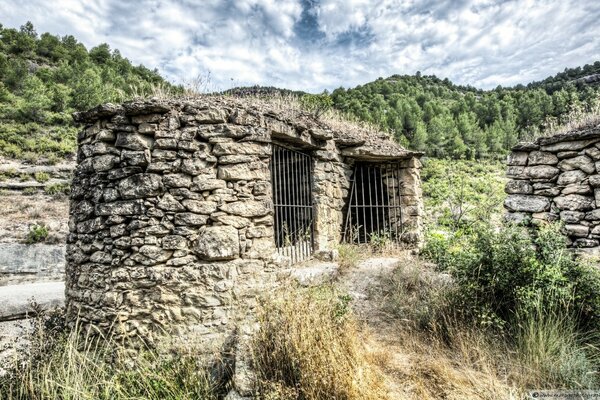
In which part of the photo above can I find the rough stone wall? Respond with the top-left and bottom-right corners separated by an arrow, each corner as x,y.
66,98 -> 424,351
504,125 -> 600,258
312,141 -> 352,251
397,157 -> 424,245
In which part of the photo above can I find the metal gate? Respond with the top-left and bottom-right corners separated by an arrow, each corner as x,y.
271,144 -> 314,263
343,163 -> 404,245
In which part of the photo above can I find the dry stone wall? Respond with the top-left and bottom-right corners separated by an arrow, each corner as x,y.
67,97 -> 423,352
505,125 -> 600,257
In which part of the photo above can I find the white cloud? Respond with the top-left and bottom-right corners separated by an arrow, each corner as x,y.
1,0 -> 599,92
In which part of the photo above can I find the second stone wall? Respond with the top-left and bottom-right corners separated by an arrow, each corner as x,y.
504,127 -> 600,258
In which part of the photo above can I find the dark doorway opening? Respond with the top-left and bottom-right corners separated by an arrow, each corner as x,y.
271,144 -> 314,263
343,163 -> 403,245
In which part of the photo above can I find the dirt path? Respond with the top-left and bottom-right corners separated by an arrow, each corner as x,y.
336,255 -> 519,400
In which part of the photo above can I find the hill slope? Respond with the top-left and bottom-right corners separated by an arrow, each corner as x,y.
331,65 -> 600,159
0,21 -> 179,163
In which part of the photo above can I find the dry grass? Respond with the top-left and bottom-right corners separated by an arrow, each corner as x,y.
541,97 -> 600,138
0,192 -> 68,242
0,312 -> 222,400
367,256 -> 599,397
252,285 -> 388,400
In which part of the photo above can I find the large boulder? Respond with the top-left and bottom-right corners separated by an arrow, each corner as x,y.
504,195 -> 550,213
195,226 -> 240,260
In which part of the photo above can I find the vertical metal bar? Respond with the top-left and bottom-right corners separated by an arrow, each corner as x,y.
272,146 -> 278,252
393,165 -> 399,245
373,165 -> 380,238
309,156 -> 315,255
300,153 -> 304,261
290,151 -> 297,263
303,153 -> 309,260
282,147 -> 288,259
292,151 -> 299,263
359,166 -> 366,244
385,163 -> 393,243
342,166 -> 355,243
278,146 -> 284,255
398,165 -> 403,242
367,165 -> 373,241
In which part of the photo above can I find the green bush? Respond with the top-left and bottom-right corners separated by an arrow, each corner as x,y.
44,182 -> 70,196
26,224 -> 49,244
423,222 -> 600,333
33,171 -> 49,183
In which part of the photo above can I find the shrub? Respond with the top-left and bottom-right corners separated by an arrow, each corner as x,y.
26,224 -> 49,243
423,222 -> 600,332
33,171 -> 49,183
252,286 -> 386,400
44,182 -> 70,196
337,243 -> 363,270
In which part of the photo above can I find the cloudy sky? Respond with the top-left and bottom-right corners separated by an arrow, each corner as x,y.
1,0 -> 599,92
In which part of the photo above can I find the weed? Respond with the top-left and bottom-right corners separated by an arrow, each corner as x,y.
33,171 -> 49,183
26,224 -> 49,244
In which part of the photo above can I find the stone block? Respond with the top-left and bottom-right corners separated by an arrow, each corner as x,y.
540,139 -> 599,152
507,152 -> 528,166
219,200 -> 271,217
218,162 -> 269,181
558,155 -> 595,174
526,165 -> 559,179
195,226 -> 239,260
96,200 -> 145,216
119,173 -> 163,199
554,194 -> 595,211
560,211 -> 585,224
115,132 -> 154,150
561,184 -> 592,195
505,180 -> 533,194
528,151 -> 558,165
182,200 -> 218,214
563,224 -> 590,237
504,194 -> 550,213
557,170 -> 586,186
212,142 -> 270,156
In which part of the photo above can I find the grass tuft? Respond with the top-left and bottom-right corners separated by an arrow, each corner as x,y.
252,285 -> 387,400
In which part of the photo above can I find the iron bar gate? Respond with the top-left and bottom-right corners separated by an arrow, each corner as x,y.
271,144 -> 314,263
343,163 -> 404,245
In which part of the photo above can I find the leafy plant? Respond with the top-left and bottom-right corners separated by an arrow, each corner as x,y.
33,171 -> 49,183
26,223 -> 49,243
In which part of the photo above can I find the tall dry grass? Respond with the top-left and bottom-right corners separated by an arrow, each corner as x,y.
0,311 -> 221,400
378,259 -> 600,396
251,285 -> 388,400
540,96 -> 600,138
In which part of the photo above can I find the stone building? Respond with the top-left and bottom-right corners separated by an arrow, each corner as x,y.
504,124 -> 600,258
66,97 -> 423,356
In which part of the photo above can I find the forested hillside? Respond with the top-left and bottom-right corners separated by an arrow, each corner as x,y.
0,22 -> 179,162
331,65 -> 600,159
1,21 -> 599,162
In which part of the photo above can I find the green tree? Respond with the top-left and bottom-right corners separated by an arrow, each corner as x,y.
70,68 -> 104,110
